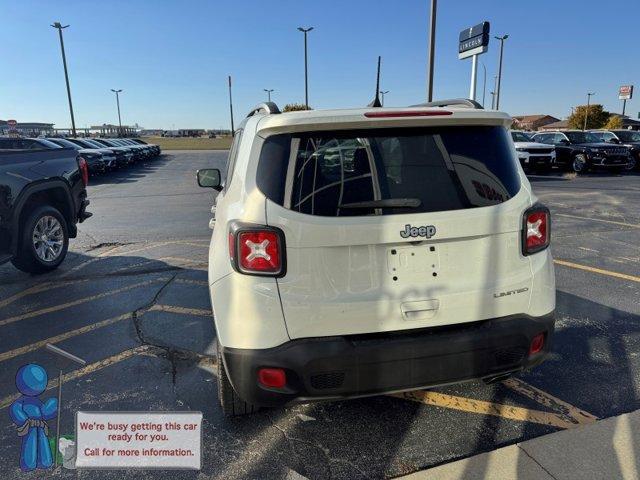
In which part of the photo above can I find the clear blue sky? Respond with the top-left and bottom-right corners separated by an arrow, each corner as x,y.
2,0 -> 638,130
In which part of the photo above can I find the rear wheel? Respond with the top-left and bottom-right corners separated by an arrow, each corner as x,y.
571,154 -> 588,174
11,205 -> 69,274
216,340 -> 258,417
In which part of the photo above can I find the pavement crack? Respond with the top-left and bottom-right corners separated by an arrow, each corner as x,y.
85,241 -> 132,252
517,444 -> 558,480
266,412 -> 368,479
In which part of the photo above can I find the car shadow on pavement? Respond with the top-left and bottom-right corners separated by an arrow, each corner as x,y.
459,289 -> 640,480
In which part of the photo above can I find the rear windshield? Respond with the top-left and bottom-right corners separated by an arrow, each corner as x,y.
257,126 -> 520,217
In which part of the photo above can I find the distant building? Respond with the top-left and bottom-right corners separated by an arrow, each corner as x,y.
538,120 -> 569,131
139,129 -> 164,137
608,114 -> 640,131
0,120 -> 54,136
512,115 -> 560,131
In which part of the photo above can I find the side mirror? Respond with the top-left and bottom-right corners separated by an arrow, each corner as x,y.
197,168 -> 222,191
558,139 -> 570,146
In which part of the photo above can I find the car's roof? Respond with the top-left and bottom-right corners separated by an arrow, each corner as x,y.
253,106 -> 512,135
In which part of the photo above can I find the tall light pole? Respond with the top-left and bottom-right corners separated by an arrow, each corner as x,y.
297,27 -> 314,108
426,0 -> 437,102
110,89 -> 123,137
228,76 -> 235,136
380,90 -> 389,106
491,75 -> 498,109
584,92 -> 595,131
481,62 -> 487,108
263,89 -> 274,102
494,34 -> 509,109
51,22 -> 77,137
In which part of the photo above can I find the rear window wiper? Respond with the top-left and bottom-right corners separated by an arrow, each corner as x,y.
339,198 -> 422,209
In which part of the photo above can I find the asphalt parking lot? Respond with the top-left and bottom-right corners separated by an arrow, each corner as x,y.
0,152 -> 638,479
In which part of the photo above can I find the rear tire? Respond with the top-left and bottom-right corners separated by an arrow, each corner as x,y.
11,205 -> 69,274
216,340 -> 258,417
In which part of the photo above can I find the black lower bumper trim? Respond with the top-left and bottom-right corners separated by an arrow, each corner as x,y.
222,313 -> 555,407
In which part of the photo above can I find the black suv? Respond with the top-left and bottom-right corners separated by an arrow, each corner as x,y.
590,130 -> 639,171
532,130 -> 631,173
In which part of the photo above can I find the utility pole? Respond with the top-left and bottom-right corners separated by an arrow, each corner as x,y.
584,92 -> 595,131
380,90 -> 389,106
481,62 -> 487,107
494,34 -> 509,109
110,89 -> 123,137
426,0 -> 437,102
491,75 -> 498,109
228,76 -> 235,135
297,27 -> 314,108
263,89 -> 274,102
51,22 -> 76,137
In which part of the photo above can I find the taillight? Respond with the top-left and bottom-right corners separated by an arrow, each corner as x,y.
529,333 -> 545,355
228,223 -> 286,276
522,205 -> 550,255
78,156 -> 89,186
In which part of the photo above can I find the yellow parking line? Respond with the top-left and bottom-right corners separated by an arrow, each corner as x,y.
555,213 -> 640,229
150,304 -> 211,316
554,259 -> 640,283
0,345 -> 153,410
502,378 -> 598,426
0,313 -> 131,363
0,279 -> 89,310
394,390 -> 582,429
0,277 -> 169,327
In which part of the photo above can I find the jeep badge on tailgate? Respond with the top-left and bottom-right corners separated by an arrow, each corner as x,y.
400,224 -> 437,239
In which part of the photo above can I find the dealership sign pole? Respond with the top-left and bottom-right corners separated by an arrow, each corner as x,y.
459,22 -> 490,103
619,85 -> 633,116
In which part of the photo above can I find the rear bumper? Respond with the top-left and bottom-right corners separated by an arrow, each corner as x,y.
222,312 -> 555,407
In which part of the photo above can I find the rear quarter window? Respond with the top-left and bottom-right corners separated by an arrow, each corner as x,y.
257,126 -> 521,217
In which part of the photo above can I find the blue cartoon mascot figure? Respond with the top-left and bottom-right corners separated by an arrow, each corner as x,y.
10,364 -> 58,471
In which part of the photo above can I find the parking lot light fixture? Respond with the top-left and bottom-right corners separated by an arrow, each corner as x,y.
51,22 -> 76,137
263,89 -> 274,102
111,89 -> 123,137
584,92 -> 595,131
380,90 -> 389,106
494,34 -> 509,109
297,27 -> 314,109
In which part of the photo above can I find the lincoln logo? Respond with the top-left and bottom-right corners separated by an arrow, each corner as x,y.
400,224 -> 436,239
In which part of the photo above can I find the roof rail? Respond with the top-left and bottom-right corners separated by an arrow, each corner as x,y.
246,102 -> 281,118
410,98 -> 484,109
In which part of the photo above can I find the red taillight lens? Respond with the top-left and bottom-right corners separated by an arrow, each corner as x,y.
78,157 -> 89,186
258,368 -> 286,389
529,333 -> 545,355
364,110 -> 453,118
228,224 -> 285,276
522,206 -> 550,255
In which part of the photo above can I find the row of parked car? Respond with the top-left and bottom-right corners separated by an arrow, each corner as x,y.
511,129 -> 639,174
0,136 -> 161,175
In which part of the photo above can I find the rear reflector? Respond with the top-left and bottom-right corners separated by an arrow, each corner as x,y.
364,110 -> 453,118
522,205 -> 550,255
258,368 -> 286,389
529,333 -> 545,355
78,156 -> 89,186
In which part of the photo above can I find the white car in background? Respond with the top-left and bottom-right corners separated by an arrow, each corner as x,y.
511,130 -> 556,173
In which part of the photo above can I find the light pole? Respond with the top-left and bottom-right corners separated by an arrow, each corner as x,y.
380,90 -> 389,106
481,62 -> 487,107
584,92 -> 595,131
491,75 -> 498,109
51,22 -> 76,137
426,0 -> 437,102
263,89 -> 274,102
228,76 -> 235,135
297,27 -> 314,108
110,89 -> 123,137
494,34 -> 509,109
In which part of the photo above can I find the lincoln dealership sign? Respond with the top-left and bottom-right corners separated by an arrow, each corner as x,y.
619,85 -> 633,100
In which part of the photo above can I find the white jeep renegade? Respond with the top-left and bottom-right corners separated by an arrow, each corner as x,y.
198,99 -> 556,416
